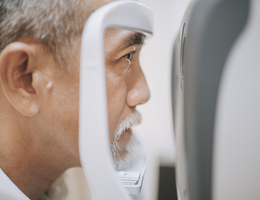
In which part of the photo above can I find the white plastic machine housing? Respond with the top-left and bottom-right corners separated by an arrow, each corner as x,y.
79,1 -> 153,200
212,1 -> 260,199
172,0 -> 260,200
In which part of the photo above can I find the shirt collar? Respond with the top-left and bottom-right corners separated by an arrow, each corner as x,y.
0,168 -> 30,200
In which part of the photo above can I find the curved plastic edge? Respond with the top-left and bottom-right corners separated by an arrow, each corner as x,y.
79,1 -> 153,200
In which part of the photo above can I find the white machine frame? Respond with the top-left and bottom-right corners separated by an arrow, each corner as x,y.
173,0 -> 260,200
79,1 -> 153,200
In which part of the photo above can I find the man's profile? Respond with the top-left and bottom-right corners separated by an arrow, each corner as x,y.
0,0 -> 150,199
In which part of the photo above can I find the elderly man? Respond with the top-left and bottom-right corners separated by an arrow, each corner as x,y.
0,0 -> 150,199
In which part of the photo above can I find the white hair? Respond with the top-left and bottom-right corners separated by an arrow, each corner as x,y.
111,111 -> 142,170
0,0 -> 91,66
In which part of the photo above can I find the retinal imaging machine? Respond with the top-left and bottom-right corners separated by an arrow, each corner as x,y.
172,0 -> 260,200
78,0 -> 260,199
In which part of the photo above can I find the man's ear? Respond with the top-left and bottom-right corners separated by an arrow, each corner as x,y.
0,42 -> 40,117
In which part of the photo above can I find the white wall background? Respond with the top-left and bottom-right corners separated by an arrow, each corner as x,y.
136,0 -> 191,199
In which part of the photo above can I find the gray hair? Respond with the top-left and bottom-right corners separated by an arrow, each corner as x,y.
0,0 -> 91,66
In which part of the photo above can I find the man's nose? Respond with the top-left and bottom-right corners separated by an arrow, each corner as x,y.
126,73 -> 150,107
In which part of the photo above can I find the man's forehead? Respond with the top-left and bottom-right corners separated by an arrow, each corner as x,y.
89,0 -> 139,13
89,0 -> 117,12
88,0 -> 144,52
104,29 -> 145,52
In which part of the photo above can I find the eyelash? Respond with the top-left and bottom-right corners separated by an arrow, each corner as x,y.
124,51 -> 135,62
117,50 -> 137,70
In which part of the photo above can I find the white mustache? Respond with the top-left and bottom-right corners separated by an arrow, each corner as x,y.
114,111 -> 142,140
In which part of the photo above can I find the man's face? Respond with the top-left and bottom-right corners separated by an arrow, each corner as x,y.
40,1 -> 149,170
104,29 -> 150,169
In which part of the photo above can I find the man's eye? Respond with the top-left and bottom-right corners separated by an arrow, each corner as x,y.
124,51 -> 135,61
126,52 -> 133,60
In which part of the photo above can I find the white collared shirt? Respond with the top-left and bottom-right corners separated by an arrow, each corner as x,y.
0,168 -> 29,200
0,168 -> 70,200
0,167 -> 84,200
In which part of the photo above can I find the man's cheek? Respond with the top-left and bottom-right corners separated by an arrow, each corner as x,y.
107,88 -> 127,135
106,74 -> 127,113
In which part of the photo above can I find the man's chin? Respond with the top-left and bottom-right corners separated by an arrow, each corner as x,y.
113,133 -> 140,171
114,153 -> 134,171
117,128 -> 132,150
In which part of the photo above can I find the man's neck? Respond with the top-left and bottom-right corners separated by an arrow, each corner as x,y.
0,132 -> 65,200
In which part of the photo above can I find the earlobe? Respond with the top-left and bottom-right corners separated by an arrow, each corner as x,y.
0,42 -> 40,116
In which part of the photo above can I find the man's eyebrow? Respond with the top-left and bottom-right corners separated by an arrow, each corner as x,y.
124,32 -> 146,48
